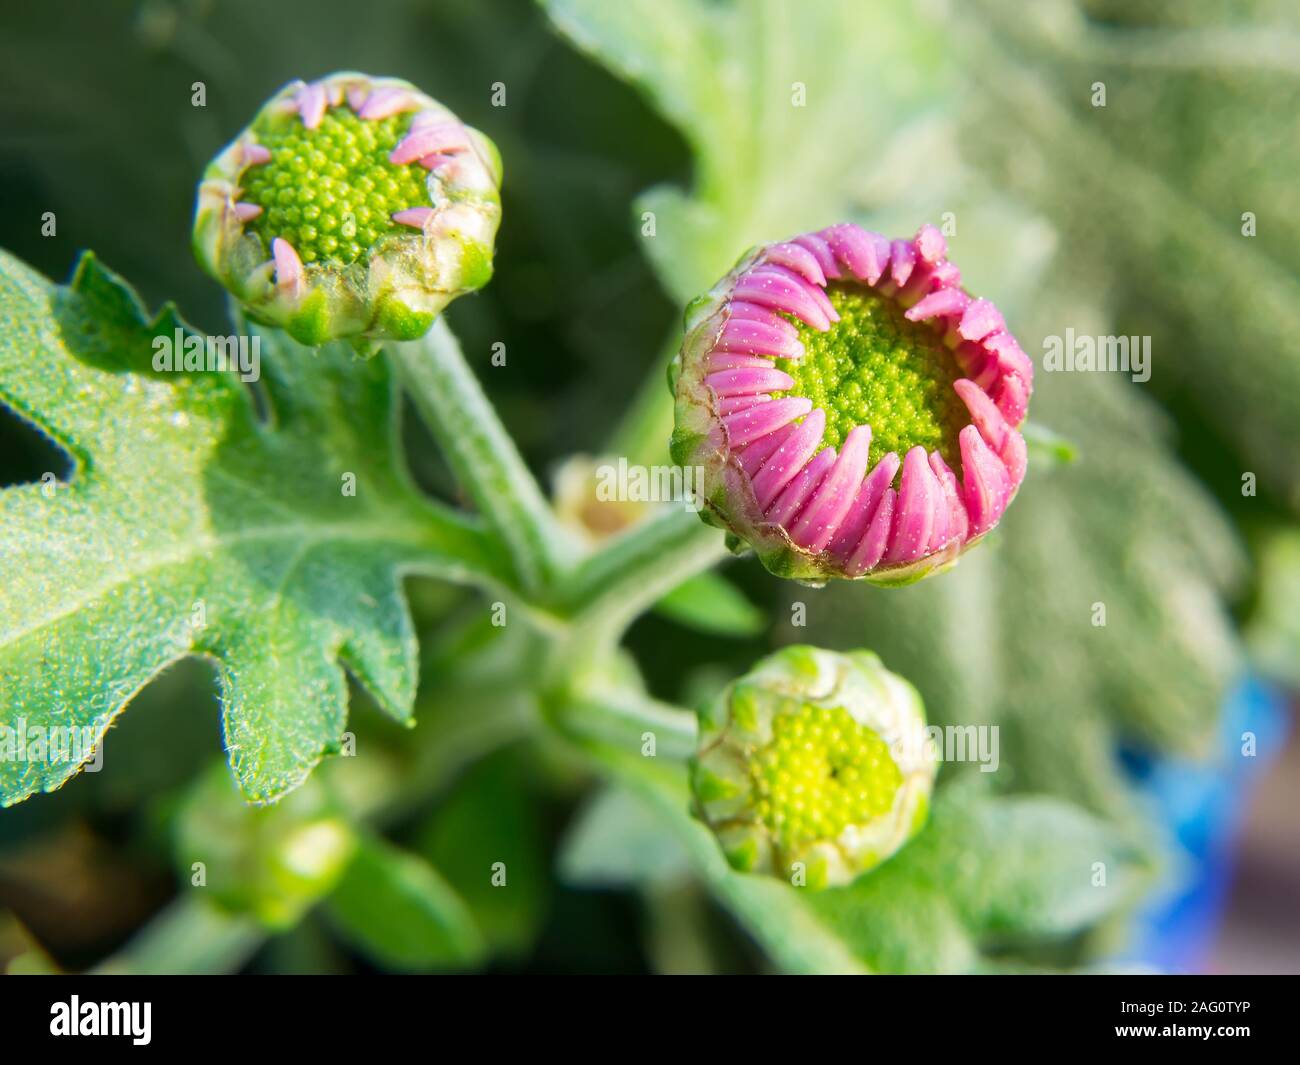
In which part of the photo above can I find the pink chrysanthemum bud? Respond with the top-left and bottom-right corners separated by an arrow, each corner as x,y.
193,72 -> 502,347
671,224 -> 1032,584
692,645 -> 937,889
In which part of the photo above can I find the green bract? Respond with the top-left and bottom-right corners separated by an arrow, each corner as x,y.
691,645 -> 938,889
193,72 -> 502,347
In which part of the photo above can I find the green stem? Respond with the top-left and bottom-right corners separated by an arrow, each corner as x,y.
392,320 -> 570,594
561,508 -> 728,642
561,684 -> 698,761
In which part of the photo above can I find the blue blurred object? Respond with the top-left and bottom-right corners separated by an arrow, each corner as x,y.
1120,675 -> 1290,972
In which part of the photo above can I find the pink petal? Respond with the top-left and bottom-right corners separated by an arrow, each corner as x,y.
856,232 -> 891,285
392,207 -> 435,229
390,121 -> 469,165
723,396 -> 812,447
750,265 -> 838,323
705,367 -> 795,397
889,239 -> 917,288
272,237 -> 304,289
241,142 -> 272,166
232,201 -> 262,222
717,317 -> 804,360
954,379 -> 1027,486
792,233 -> 841,280
991,373 -> 1030,426
929,453 -> 969,547
885,447 -> 941,563
727,300 -> 796,332
359,87 -> 417,120
982,330 -> 1035,389
847,487 -> 896,575
719,394 -> 771,416
958,298 -> 1005,343
905,288 -> 970,324
762,242 -> 827,287
766,446 -> 836,527
297,83 -> 328,129
915,224 -> 947,264
926,260 -> 962,290
751,409 -> 827,510
738,422 -> 797,476
704,352 -> 775,372
789,425 -> 873,551
828,451 -> 901,560
959,424 -> 1013,536
822,224 -> 888,286
347,86 -> 369,113
733,271 -> 831,331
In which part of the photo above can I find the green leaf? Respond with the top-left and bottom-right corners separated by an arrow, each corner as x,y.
808,785 -> 1155,973
414,751 -> 548,958
0,251 -> 505,807
951,0 -> 1300,510
653,570 -> 765,637
560,785 -> 693,887
325,834 -> 485,971
540,0 -> 951,304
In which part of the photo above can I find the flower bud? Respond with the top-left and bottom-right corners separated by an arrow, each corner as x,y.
671,224 -> 1031,584
691,645 -> 937,889
193,72 -> 501,347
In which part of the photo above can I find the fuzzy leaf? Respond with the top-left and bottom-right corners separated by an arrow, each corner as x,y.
954,0 -> 1300,509
415,751 -> 548,958
325,834 -> 485,971
540,0 -> 951,303
0,251 -> 505,807
654,571 -> 764,637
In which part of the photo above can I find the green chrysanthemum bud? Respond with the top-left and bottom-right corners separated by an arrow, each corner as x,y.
691,645 -> 937,889
193,72 -> 502,347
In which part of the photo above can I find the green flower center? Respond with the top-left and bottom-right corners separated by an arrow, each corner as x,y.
776,284 -> 967,468
241,108 -> 428,265
751,703 -> 901,851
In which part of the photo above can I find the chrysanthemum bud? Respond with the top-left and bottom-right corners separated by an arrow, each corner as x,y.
691,645 -> 937,889
671,224 -> 1031,584
193,72 -> 501,346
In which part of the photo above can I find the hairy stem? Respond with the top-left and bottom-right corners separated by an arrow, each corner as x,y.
391,320 -> 570,594
561,684 -> 698,761
561,508 -> 728,643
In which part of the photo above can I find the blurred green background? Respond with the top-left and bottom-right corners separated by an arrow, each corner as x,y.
1,0 -> 1297,973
